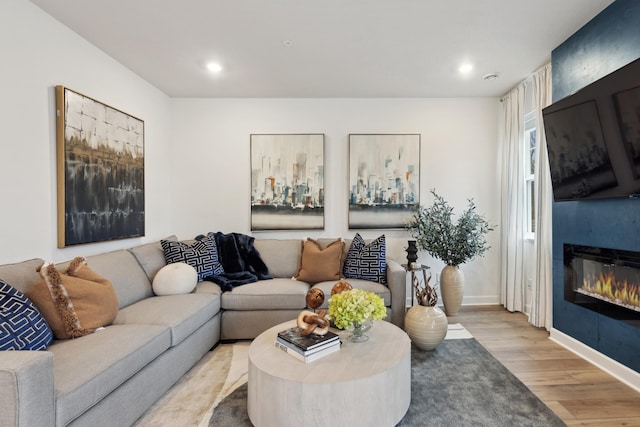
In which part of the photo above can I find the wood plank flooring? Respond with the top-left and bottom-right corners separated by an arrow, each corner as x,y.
450,305 -> 640,426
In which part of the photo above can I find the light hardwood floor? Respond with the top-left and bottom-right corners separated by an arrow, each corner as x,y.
451,306 -> 640,426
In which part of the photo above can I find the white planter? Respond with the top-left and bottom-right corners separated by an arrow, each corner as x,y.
440,265 -> 464,316
404,304 -> 448,350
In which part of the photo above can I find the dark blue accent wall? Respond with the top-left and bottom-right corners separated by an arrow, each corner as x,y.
551,0 -> 640,372
553,0 -> 640,101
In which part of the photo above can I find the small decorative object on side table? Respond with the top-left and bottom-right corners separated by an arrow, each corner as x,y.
405,240 -> 419,268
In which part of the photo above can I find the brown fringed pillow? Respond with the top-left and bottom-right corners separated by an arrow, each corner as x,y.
27,257 -> 119,340
294,238 -> 344,284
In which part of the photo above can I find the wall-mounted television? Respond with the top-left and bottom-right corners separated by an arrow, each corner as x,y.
542,57 -> 640,201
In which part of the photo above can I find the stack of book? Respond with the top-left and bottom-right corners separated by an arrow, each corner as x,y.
274,326 -> 341,363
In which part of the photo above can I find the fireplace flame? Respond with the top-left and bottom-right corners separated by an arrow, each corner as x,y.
582,271 -> 640,308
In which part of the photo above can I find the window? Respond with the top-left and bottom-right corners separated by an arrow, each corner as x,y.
524,111 -> 536,238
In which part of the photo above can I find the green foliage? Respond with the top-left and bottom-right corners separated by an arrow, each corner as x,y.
406,189 -> 495,266
327,289 -> 387,330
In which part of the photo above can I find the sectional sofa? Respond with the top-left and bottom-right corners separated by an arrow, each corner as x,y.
0,236 -> 406,427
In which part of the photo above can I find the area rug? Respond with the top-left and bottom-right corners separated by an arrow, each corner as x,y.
209,337 -> 565,426
134,342 -> 250,427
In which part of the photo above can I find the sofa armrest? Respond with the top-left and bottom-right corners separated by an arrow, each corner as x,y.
0,351 -> 55,427
386,258 -> 407,329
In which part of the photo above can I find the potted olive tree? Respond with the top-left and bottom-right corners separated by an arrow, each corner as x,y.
406,189 -> 494,316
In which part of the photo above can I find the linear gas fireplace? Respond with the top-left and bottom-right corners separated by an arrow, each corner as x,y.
564,243 -> 640,325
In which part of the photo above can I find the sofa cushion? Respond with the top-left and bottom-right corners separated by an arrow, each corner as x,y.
0,279 -> 53,350
50,324 -> 170,426
0,258 -> 44,296
221,278 -> 308,310
253,239 -> 302,278
294,238 -> 344,284
195,280 -> 223,296
343,233 -> 387,284
311,278 -> 391,309
113,293 -> 220,347
80,250 -> 154,309
128,236 -> 177,281
28,258 -> 119,340
152,263 -> 198,296
161,236 -> 224,281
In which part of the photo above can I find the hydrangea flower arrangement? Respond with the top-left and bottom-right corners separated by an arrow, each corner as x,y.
328,288 -> 386,330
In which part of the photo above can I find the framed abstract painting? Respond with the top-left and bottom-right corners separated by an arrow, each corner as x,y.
250,134 -> 325,230
55,86 -> 145,247
348,134 -> 420,229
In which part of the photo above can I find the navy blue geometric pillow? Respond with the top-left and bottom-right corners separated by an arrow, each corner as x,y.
343,233 -> 387,285
161,236 -> 224,281
0,279 -> 54,351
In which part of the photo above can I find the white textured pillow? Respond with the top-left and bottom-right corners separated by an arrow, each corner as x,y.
152,263 -> 198,295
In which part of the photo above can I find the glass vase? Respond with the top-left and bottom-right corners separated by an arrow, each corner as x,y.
350,319 -> 372,343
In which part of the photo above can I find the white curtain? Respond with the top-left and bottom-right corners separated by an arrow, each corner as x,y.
499,82 -> 526,312
530,63 -> 553,329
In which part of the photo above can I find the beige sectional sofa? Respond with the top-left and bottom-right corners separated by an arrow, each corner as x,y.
223,237 -> 406,339
0,236 -> 406,427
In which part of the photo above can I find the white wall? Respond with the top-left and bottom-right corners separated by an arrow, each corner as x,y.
170,98 -> 502,305
0,0 -> 173,263
2,0 -> 502,304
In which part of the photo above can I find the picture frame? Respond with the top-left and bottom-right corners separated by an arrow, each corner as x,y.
348,134 -> 420,229
250,134 -> 325,230
55,86 -> 145,247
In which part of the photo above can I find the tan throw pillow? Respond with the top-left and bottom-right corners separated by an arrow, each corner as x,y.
294,238 -> 344,284
27,257 -> 119,340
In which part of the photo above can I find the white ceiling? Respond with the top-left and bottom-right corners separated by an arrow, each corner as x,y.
30,0 -> 615,98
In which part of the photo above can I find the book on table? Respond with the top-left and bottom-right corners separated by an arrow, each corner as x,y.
277,326 -> 340,352
275,336 -> 339,356
274,338 -> 341,363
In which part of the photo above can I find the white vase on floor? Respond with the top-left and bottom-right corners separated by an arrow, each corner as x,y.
404,304 -> 448,350
440,265 -> 464,316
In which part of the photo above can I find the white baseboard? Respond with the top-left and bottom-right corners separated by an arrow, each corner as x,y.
462,295 -> 499,306
550,328 -> 640,392
405,295 -> 499,308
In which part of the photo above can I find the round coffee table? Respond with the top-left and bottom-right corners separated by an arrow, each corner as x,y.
247,319 -> 411,426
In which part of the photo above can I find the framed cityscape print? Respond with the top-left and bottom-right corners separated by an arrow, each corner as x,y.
250,134 -> 325,230
55,86 -> 145,247
348,134 -> 420,229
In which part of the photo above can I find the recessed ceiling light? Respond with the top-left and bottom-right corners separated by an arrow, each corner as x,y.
282,40 -> 294,47
482,72 -> 500,81
459,63 -> 474,74
206,62 -> 223,73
